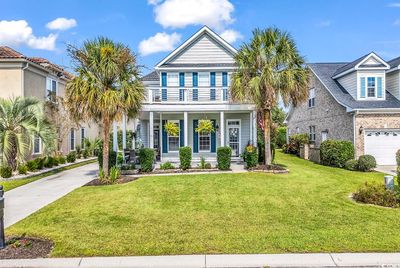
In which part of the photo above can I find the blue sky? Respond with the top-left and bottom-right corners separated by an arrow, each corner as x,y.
2,0 -> 400,75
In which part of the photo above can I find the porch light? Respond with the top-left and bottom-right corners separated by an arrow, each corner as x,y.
215,124 -> 219,132
359,126 -> 364,135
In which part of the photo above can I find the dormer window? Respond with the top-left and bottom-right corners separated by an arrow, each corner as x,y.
359,76 -> 383,100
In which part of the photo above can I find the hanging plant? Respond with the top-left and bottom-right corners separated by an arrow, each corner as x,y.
164,121 -> 179,137
196,119 -> 215,134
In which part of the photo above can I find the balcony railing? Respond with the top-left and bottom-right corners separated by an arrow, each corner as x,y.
145,87 -> 230,103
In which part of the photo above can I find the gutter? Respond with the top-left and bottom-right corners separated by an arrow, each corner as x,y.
21,62 -> 29,96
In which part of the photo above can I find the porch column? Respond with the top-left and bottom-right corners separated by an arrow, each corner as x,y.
184,111 -> 188,146
112,121 -> 118,152
252,110 -> 257,145
149,112 -> 154,148
249,112 -> 253,145
122,114 -> 127,149
159,113 -> 163,161
220,111 -> 225,146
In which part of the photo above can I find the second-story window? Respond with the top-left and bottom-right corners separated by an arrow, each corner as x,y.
46,78 -> 57,102
360,76 -> 383,99
367,77 -> 376,97
198,72 -> 209,87
309,126 -> 316,142
167,73 -> 179,87
308,88 -> 315,108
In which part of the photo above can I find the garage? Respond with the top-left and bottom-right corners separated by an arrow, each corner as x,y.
364,130 -> 400,165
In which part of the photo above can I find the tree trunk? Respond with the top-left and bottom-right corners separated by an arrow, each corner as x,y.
263,110 -> 272,165
102,117 -> 111,176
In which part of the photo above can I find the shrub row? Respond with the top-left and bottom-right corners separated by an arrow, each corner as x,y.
283,134 -> 309,156
353,182 -> 399,208
320,140 -> 354,168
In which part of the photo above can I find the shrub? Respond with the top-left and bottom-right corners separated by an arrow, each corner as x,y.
217,146 -> 232,170
139,148 -> 154,172
320,140 -> 354,168
34,157 -> 45,170
98,150 -> 117,169
199,156 -> 206,169
204,163 -> 212,169
397,149 -> 400,166
99,168 -> 107,184
53,157 -> 59,166
243,144 -> 258,168
117,153 -> 124,165
44,156 -> 54,168
160,162 -> 175,170
357,155 -> 377,172
179,146 -> 192,170
353,182 -> 399,208
286,134 -> 309,155
109,166 -> 121,184
275,127 -> 287,148
58,156 -> 66,165
82,149 -> 89,159
76,145 -> 82,159
66,151 -> 77,163
344,159 -> 358,171
0,166 -> 12,178
18,164 -> 28,175
26,160 -> 37,172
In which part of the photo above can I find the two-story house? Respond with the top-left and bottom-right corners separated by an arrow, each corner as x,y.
286,52 -> 400,165
140,26 -> 257,162
0,46 -> 100,156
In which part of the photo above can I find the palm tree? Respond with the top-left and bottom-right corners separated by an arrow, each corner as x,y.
0,97 -> 56,170
231,27 -> 309,165
65,37 -> 144,175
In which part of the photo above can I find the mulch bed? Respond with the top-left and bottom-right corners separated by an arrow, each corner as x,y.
0,236 -> 53,259
84,176 -> 138,186
151,168 -> 224,174
248,164 -> 289,174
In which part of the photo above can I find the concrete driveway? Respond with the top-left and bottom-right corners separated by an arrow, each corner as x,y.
4,162 -> 98,228
375,165 -> 397,176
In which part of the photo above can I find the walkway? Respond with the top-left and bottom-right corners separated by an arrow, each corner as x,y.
4,162 -> 98,228
1,253 -> 400,267
375,165 -> 396,176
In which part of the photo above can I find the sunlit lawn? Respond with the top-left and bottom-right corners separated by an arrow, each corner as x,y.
6,151 -> 399,256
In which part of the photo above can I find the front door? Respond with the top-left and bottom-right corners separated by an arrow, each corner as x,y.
227,120 -> 240,157
154,126 -> 160,160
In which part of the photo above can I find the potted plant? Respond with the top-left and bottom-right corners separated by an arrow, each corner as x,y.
196,119 -> 214,134
164,121 -> 179,136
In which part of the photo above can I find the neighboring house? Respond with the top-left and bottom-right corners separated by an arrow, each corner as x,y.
286,52 -> 400,165
0,46 -> 100,155
140,26 -> 257,162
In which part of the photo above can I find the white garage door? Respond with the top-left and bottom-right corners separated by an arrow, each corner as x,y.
364,130 -> 400,165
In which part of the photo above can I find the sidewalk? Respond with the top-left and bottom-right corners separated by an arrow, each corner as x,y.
1,253 -> 400,267
4,162 -> 98,228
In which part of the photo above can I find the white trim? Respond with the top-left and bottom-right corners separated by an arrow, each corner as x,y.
155,26 -> 237,68
32,134 -> 42,155
226,119 -> 241,157
80,127 -> 86,149
156,66 -> 237,71
198,131 -> 211,153
167,120 -> 180,152
142,103 -> 256,112
357,75 -> 385,100
69,128 -> 76,151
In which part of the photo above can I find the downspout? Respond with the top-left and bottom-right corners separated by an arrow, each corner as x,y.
353,111 -> 358,159
21,62 -> 29,96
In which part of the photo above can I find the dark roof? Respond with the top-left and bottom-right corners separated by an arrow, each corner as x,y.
141,71 -> 159,81
388,56 -> 400,69
159,63 -> 236,68
331,52 -> 373,77
309,63 -> 400,109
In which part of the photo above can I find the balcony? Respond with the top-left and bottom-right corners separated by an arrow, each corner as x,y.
145,87 -> 230,104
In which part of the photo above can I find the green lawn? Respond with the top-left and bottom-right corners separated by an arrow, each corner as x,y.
1,159 -> 97,192
6,152 -> 400,256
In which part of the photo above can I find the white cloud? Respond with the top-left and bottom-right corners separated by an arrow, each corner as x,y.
0,20 -> 57,50
316,20 -> 331,28
46,18 -> 77,31
150,0 -> 234,30
138,32 -> 181,56
388,2 -> 400,7
220,29 -> 243,43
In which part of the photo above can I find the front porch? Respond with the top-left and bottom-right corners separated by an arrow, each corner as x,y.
138,110 -> 257,162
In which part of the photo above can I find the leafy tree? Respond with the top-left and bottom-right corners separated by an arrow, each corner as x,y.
0,97 -> 55,170
65,37 -> 144,175
231,27 -> 309,164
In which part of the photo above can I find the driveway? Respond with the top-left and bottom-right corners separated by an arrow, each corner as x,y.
4,162 -> 98,228
375,165 -> 397,176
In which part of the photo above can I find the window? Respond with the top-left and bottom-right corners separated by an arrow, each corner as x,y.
367,77 -> 376,97
308,88 -> 315,108
309,126 -> 316,142
81,128 -> 86,149
46,78 -> 57,102
33,134 -> 41,154
296,127 -> 300,134
167,73 -> 179,87
321,131 -> 328,142
70,128 -> 76,151
198,72 -> 209,86
167,121 -> 179,152
199,131 -> 211,152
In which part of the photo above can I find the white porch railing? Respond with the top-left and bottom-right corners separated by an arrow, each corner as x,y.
145,87 -> 230,103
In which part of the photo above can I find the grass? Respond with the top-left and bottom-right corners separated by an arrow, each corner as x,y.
1,159 -> 97,192
6,152 -> 400,256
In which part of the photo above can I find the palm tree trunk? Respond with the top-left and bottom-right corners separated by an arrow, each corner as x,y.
102,117 -> 111,176
263,109 -> 272,165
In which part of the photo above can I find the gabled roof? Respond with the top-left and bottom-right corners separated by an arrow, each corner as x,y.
332,52 -> 389,79
388,56 -> 400,70
155,25 -> 237,69
309,63 -> 400,110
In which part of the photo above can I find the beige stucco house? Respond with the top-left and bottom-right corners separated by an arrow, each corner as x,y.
0,46 -> 100,156
286,52 -> 400,166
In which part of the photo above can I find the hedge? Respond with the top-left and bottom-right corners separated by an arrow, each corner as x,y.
66,151 -> 77,163
243,144 -> 258,168
179,146 -> 192,170
139,148 -> 154,172
0,166 -> 12,178
320,140 -> 354,168
357,155 -> 376,172
217,146 -> 232,170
